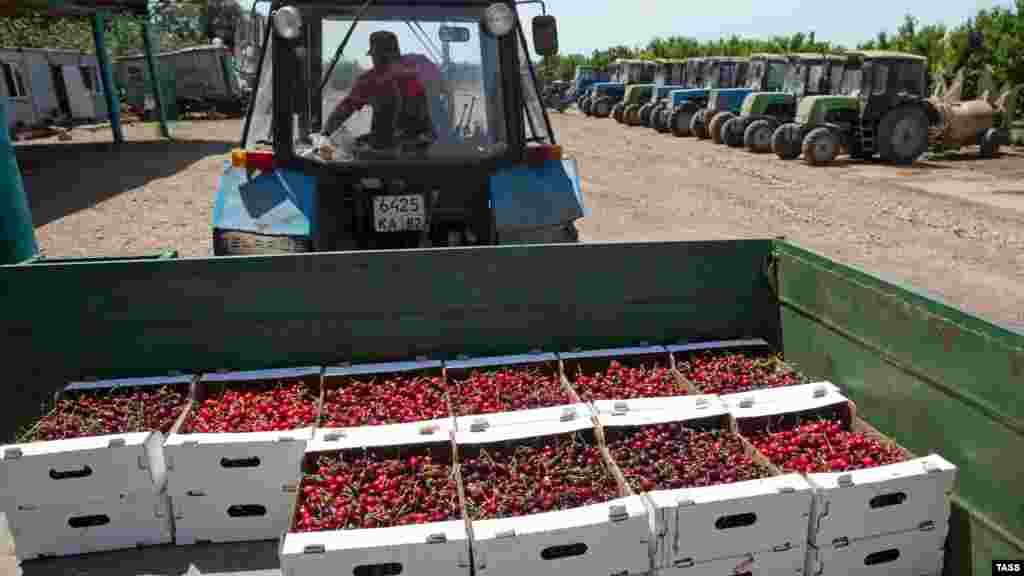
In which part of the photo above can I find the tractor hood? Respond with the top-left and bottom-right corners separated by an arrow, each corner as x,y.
796,95 -> 858,124
740,92 -> 792,115
655,85 -> 686,98
707,88 -> 755,111
592,82 -> 626,95
669,88 -> 709,105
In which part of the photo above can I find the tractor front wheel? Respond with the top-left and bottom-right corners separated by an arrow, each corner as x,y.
690,110 -> 710,140
710,112 -> 736,145
772,123 -> 803,160
624,105 -> 642,126
722,117 -> 747,147
612,102 -> 626,123
594,98 -> 613,118
670,109 -> 694,137
802,127 -> 838,165
744,119 -> 776,153
979,127 -> 1002,158
581,98 -> 593,116
877,106 -> 929,165
655,108 -> 672,133
638,103 -> 655,126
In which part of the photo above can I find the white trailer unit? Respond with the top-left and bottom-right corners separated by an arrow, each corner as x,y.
114,45 -> 245,115
0,47 -> 108,129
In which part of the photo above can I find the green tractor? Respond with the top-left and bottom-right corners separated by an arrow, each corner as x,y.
771,51 -> 941,165
635,59 -> 688,127
649,57 -> 710,133
615,83 -> 657,125
583,59 -> 656,119
720,53 -> 848,152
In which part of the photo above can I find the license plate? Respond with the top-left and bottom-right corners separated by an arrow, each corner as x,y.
372,194 -> 426,232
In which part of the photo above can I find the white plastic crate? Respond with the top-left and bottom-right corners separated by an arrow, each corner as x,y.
164,366 -> 320,498
656,542 -> 805,575
281,432 -> 469,576
592,394 -> 726,418
6,490 -> 172,561
320,360 -> 454,429
0,374 -> 192,510
446,353 -> 586,431
806,454 -> 956,546
172,485 -> 297,545
597,402 -> 813,569
805,524 -> 945,576
314,418 -> 454,450
456,418 -> 652,576
472,496 -> 651,576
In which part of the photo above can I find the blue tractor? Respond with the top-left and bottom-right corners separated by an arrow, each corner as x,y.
580,59 -> 656,119
649,57 -> 707,133
691,53 -> 788,142
660,57 -> 750,137
634,59 -> 688,127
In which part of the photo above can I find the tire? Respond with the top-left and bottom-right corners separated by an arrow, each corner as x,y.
691,110 -> 710,140
710,111 -> 735,145
744,119 -> 776,153
722,117 -> 747,148
594,98 -> 613,118
772,123 -> 803,160
637,103 -> 653,126
612,102 -> 625,123
877,105 -> 929,165
499,222 -> 579,245
979,127 -> 1002,158
670,108 -> 694,137
802,126 -> 838,165
624,105 -> 641,126
656,108 -> 674,133
581,98 -> 593,116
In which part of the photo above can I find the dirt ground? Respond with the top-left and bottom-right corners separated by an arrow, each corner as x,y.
17,112 -> 1024,332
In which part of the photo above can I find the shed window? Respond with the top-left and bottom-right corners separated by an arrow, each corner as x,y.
2,62 -> 28,98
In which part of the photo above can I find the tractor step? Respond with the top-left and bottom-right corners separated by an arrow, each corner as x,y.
858,124 -> 875,154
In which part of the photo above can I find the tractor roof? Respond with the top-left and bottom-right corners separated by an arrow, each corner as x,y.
845,50 -> 927,62
787,52 -> 850,62
750,53 -> 788,62
614,58 -> 655,64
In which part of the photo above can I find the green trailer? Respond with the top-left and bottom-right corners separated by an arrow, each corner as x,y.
0,238 -> 1021,575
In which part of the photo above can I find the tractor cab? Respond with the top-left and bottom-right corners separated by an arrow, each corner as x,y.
216,0 -> 583,254
661,57 -> 746,138
699,54 -> 785,141
639,59 -> 689,127
583,59 -> 653,118
610,59 -> 657,84
775,50 -> 940,165
615,81 -> 658,125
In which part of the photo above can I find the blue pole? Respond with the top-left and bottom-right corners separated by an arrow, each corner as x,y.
0,101 -> 39,264
93,11 -> 124,144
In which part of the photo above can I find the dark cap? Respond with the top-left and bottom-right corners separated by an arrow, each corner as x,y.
368,31 -> 400,57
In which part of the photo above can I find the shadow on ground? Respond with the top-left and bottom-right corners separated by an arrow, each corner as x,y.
17,539 -> 280,576
16,140 -> 233,227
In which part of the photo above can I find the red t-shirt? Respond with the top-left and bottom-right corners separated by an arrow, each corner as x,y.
333,54 -> 441,118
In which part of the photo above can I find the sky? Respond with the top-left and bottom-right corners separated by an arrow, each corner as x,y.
240,0 -> 1016,56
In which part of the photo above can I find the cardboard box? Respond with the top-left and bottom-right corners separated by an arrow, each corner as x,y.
656,542 -> 805,575
805,523 -> 946,576
456,419 -> 651,576
6,490 -> 172,560
560,346 -> 692,404
596,403 -> 812,569
320,360 -> 454,429
0,375 -> 192,509
668,340 -> 809,395
172,486 -> 297,545
280,435 -> 471,576
163,367 -> 320,498
446,353 -> 587,431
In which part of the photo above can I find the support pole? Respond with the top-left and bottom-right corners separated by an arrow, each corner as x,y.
0,101 -> 39,265
141,18 -> 170,139
93,11 -> 124,144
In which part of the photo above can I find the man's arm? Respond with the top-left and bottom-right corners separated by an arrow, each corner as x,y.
323,72 -> 374,135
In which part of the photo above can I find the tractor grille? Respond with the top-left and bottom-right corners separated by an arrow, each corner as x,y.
214,230 -> 312,255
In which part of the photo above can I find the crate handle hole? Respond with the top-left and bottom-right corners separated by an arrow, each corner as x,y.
49,465 -> 93,480
221,456 -> 261,468
353,562 -> 403,576
869,492 -> 907,509
864,548 -> 900,565
68,514 -> 110,528
714,512 -> 757,530
227,504 -> 267,517
540,543 -> 588,560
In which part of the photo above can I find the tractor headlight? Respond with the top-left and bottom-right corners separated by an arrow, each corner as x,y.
272,6 -> 302,40
484,3 -> 515,37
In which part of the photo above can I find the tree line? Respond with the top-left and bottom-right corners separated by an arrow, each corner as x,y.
540,1 -> 1024,99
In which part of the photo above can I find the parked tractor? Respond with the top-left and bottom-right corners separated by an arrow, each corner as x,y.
615,83 -> 657,125
649,57 -> 707,133
771,51 -> 944,165
692,54 -> 786,142
216,0 -> 583,254
720,53 -> 848,152
664,57 -> 748,138
580,59 -> 655,119
556,65 -> 606,113
636,59 -> 688,127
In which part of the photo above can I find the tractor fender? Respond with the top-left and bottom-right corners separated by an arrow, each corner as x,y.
213,161 -> 318,241
490,159 -> 586,235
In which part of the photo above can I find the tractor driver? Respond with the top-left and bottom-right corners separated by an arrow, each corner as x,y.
322,31 -> 441,150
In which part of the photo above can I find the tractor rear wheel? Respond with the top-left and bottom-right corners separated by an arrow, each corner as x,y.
670,109 -> 693,137
802,127 -> 838,165
877,105 -> 929,165
581,98 -> 593,116
744,119 -> 776,153
654,108 -> 671,133
638,103 -> 655,126
624,105 -> 642,126
979,128 -> 1002,158
710,111 -> 736,145
772,123 -> 803,160
691,110 -> 710,140
594,98 -> 613,118
722,117 -> 746,147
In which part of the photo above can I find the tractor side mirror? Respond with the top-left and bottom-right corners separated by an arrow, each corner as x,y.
532,15 -> 558,56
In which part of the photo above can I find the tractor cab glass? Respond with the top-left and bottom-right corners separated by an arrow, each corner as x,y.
806,63 -> 827,94
302,9 -> 507,162
782,61 -> 807,95
763,60 -> 786,90
840,66 -> 862,96
686,60 -> 704,88
870,63 -> 888,95
891,60 -> 926,96
828,61 -> 846,94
